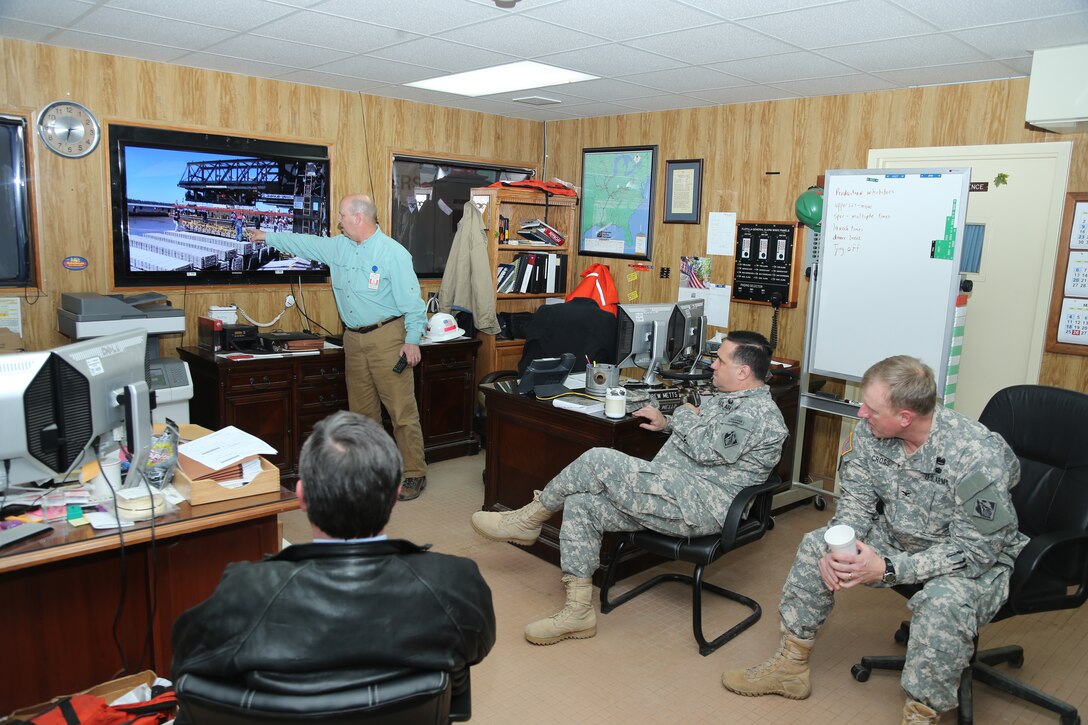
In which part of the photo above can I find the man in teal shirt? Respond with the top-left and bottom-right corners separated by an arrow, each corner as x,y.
251,194 -> 429,500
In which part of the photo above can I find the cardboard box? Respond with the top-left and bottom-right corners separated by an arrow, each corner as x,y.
0,328 -> 25,354
7,670 -> 156,721
168,423 -> 282,505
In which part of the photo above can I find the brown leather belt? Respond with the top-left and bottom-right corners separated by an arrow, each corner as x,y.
348,315 -> 402,335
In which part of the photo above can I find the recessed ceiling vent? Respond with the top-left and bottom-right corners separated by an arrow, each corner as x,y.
513,96 -> 561,106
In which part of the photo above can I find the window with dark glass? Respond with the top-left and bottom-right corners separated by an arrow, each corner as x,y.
0,115 -> 35,287
391,155 -> 532,278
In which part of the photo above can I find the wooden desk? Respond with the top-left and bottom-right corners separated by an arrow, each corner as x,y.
0,489 -> 298,713
480,378 -> 800,584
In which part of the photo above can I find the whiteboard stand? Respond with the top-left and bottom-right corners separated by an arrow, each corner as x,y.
774,167 -> 971,512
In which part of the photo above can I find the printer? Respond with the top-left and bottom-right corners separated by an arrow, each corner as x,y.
57,292 -> 194,424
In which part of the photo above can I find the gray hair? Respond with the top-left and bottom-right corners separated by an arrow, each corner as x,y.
862,355 -> 937,416
298,410 -> 403,538
346,195 -> 378,224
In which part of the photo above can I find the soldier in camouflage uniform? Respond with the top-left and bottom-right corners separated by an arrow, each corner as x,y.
722,356 -> 1026,725
472,331 -> 787,645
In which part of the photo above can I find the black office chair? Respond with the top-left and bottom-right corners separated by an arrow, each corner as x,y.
175,668 -> 472,724
851,384 -> 1088,725
599,472 -> 786,656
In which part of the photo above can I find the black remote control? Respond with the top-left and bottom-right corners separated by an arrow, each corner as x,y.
392,353 -> 408,373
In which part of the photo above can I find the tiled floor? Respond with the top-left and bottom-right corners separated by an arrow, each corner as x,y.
280,452 -> 1088,724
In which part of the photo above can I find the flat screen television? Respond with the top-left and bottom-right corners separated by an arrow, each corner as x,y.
108,124 -> 331,288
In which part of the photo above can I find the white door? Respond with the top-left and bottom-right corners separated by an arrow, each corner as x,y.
868,143 -> 1071,419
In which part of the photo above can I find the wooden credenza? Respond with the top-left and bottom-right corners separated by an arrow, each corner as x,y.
179,341 -> 480,477
0,489 -> 298,713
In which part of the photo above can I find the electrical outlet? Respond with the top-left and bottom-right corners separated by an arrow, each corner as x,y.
285,294 -> 296,308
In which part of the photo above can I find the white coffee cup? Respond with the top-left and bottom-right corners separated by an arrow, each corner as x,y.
604,387 -> 627,419
824,524 -> 858,555
90,451 -> 123,499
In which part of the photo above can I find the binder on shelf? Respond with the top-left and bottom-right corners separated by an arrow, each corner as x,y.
518,218 -> 566,245
495,263 -> 515,290
519,253 -> 538,293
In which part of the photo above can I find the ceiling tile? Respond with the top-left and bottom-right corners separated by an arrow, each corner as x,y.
874,60 -> 1027,87
0,18 -> 59,42
69,6 -> 233,48
0,0 -> 94,26
535,42 -> 685,77
369,37 -> 518,73
626,22 -> 798,64
203,34 -> 351,68
274,69 -> 388,92
438,14 -> 607,58
820,34 -> 988,72
1001,56 -> 1032,75
311,55 -> 441,84
552,77 -> 666,101
690,85 -> 801,105
361,83 -> 469,105
47,29 -> 189,62
254,12 -> 421,53
618,94 -> 715,112
521,0 -> 720,41
952,13 -> 1088,57
173,51 -> 294,78
672,0 -> 845,21
770,72 -> 899,96
549,100 -> 644,117
710,51 -> 860,82
737,0 -> 938,48
890,0 -> 1088,30
102,0 -> 296,32
618,66 -> 751,92
316,0 -> 504,35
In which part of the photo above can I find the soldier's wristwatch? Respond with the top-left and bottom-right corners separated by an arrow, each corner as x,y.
882,557 -> 897,584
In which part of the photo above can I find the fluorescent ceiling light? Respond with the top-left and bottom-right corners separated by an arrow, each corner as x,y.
406,61 -> 596,97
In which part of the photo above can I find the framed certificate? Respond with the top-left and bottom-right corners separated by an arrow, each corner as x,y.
664,158 -> 702,224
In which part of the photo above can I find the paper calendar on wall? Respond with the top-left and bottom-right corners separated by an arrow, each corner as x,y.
1046,194 -> 1088,354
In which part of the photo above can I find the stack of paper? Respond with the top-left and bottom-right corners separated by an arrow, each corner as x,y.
178,426 -> 277,486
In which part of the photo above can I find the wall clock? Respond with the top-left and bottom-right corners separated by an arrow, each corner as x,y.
37,100 -> 100,158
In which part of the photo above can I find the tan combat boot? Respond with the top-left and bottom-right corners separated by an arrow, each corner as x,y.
524,575 -> 597,645
721,629 -> 814,699
471,490 -> 552,546
901,699 -> 940,724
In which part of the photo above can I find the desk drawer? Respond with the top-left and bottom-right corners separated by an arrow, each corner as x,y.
298,383 -> 348,413
422,346 -> 474,372
226,367 -> 292,393
298,360 -> 345,385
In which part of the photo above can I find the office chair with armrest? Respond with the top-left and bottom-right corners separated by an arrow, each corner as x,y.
851,384 -> 1088,725
175,668 -> 472,724
600,472 -> 786,656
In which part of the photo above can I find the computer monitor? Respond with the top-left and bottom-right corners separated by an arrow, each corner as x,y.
665,299 -> 707,371
615,303 -> 673,386
0,330 -> 152,491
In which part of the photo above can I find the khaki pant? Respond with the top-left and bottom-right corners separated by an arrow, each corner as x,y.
343,318 -> 426,478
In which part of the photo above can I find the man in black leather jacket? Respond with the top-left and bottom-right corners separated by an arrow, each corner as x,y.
171,411 -> 495,695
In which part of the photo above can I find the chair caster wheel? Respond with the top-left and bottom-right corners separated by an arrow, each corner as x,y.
768,517 -> 776,530
814,496 -> 826,511
894,624 -> 910,645
851,664 -> 870,682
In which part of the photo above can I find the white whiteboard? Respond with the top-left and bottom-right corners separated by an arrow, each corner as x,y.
807,168 -> 970,385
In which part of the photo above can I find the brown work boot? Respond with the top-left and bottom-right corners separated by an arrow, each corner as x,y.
524,575 -> 597,645
901,700 -> 940,724
471,490 -> 551,546
398,476 -> 427,501
721,629 -> 814,699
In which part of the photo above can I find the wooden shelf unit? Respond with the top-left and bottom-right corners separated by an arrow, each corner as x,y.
473,186 -> 578,382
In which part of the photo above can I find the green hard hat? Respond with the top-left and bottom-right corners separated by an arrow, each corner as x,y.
795,186 -> 823,230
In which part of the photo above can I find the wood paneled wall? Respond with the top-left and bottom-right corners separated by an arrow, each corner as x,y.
4,38 -> 1087,477
0,38 -> 540,353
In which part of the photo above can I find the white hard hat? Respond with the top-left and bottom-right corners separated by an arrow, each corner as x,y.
424,312 -> 465,342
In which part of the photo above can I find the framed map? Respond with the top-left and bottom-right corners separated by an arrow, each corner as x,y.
578,145 -> 657,261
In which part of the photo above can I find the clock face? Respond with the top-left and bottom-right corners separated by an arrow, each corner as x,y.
37,101 -> 100,158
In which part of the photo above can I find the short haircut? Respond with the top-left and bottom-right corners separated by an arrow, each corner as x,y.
862,355 -> 937,416
298,410 -> 403,538
346,195 -> 378,223
726,330 -> 772,381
